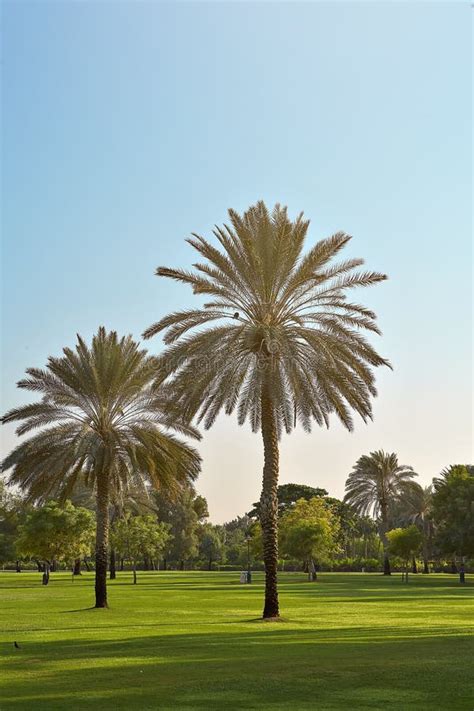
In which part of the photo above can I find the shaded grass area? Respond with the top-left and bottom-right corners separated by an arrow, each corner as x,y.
0,571 -> 472,709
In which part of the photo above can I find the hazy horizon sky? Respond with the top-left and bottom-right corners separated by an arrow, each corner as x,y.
2,1 -> 472,523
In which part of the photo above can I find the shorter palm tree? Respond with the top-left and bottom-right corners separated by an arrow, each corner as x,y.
401,483 -> 434,573
344,450 -> 417,574
1,327 -> 201,607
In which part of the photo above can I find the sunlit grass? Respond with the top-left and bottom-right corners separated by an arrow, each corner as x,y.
0,571 -> 472,709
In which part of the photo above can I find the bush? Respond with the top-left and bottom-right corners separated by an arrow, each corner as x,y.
327,557 -> 381,572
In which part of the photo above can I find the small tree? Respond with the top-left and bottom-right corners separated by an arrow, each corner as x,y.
110,514 -> 171,584
280,497 -> 340,580
386,525 -> 422,583
16,500 -> 95,584
152,488 -> 200,569
198,523 -> 225,570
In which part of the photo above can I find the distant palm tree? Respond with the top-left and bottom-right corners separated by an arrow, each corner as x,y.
1,328 -> 201,607
344,450 -> 417,574
401,483 -> 434,573
144,201 -> 390,617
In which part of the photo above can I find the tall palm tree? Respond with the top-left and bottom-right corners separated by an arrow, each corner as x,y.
402,483 -> 434,573
344,450 -> 417,575
144,201 -> 390,618
1,327 -> 201,607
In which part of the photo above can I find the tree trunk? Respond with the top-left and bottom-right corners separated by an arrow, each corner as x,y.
109,549 -> 116,580
133,562 -> 137,585
380,502 -> 391,575
15,560 -> 21,573
423,558 -> 429,574
42,562 -> 50,585
120,557 -> 124,571
405,562 -> 409,583
412,556 -> 418,574
73,558 -> 82,576
95,474 -> 110,608
35,559 -> 44,573
208,557 -> 212,571
459,559 -> 465,584
259,376 -> 280,619
308,559 -> 317,582
163,558 -> 167,571
84,557 -> 91,572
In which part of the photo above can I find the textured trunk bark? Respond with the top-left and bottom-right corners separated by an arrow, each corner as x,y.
259,377 -> 280,619
95,474 -> 110,608
73,559 -> 82,576
109,549 -> 116,580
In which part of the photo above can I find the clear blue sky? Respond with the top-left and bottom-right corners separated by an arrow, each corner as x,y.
2,1 -> 472,521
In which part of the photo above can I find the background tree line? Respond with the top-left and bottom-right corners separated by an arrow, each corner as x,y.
2,460 -> 472,583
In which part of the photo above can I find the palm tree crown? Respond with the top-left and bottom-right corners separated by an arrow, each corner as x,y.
344,450 -> 417,519
145,201 -> 390,617
144,201 -> 390,433
2,327 -> 200,501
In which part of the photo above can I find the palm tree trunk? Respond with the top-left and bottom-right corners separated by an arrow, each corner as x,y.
109,549 -> 116,580
380,502 -> 391,575
259,379 -> 280,619
95,474 -> 110,608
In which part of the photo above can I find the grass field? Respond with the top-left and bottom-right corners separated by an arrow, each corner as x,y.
0,571 -> 472,710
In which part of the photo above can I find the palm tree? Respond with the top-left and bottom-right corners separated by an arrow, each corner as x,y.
143,201 -> 390,618
344,450 -> 417,575
1,327 -> 201,608
402,484 -> 434,574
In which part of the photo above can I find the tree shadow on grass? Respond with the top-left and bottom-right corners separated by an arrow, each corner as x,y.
2,626 -> 473,710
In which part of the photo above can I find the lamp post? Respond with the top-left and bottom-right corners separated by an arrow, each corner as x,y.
245,533 -> 252,584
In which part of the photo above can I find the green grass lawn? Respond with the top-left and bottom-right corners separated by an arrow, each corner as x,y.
0,571 -> 472,710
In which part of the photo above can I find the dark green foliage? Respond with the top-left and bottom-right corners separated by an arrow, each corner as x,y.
432,465 -> 474,558
248,483 -> 329,518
